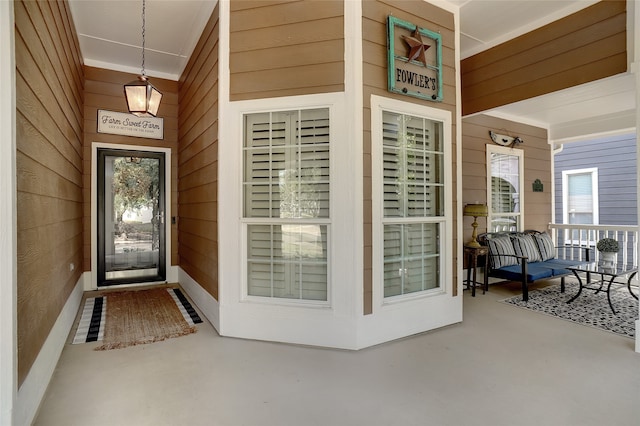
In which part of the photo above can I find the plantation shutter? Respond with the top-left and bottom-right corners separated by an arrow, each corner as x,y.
381,111 -> 443,298
297,111 -> 330,218
244,110 -> 329,219
243,108 -> 330,301
382,112 -> 443,218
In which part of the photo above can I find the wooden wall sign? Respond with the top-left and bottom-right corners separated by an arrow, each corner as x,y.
97,109 -> 164,140
387,16 -> 443,102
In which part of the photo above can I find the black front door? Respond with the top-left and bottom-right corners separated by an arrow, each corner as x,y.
97,148 -> 166,286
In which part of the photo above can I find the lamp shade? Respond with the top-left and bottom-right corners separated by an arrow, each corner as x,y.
463,203 -> 488,217
124,76 -> 162,117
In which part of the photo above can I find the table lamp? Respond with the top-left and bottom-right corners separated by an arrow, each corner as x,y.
463,203 -> 488,248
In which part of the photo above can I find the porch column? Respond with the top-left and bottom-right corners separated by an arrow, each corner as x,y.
0,0 -> 17,423
633,0 -> 640,354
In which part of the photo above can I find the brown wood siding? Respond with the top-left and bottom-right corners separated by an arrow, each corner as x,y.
229,0 -> 344,101
362,0 -> 458,313
15,0 -> 84,386
178,5 -> 219,299
82,67 -> 179,274
462,114 -> 551,243
461,1 -> 627,116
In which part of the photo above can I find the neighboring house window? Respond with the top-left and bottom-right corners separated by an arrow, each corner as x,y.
562,168 -> 599,243
562,168 -> 599,225
379,109 -> 446,299
487,145 -> 523,232
243,109 -> 330,301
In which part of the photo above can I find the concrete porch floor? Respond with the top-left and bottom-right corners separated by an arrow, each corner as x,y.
33,280 -> 640,426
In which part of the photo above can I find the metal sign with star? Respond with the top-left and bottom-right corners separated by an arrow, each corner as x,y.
387,16 -> 443,102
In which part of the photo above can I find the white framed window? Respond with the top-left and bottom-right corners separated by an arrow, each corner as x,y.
372,97 -> 451,303
487,145 -> 524,232
562,168 -> 599,244
243,109 -> 330,302
562,168 -> 599,225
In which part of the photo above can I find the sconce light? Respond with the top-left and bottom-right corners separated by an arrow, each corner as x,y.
463,203 -> 488,248
489,130 -> 524,148
124,0 -> 162,117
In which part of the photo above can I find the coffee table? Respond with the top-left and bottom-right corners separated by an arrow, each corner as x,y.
566,263 -> 639,315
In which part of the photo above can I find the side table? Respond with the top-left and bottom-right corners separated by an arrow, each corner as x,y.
464,245 -> 489,297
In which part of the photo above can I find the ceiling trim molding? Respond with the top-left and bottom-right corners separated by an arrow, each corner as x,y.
475,110 -> 549,131
83,58 -> 179,81
549,110 -> 637,144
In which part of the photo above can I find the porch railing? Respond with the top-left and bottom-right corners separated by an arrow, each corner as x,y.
547,223 -> 639,266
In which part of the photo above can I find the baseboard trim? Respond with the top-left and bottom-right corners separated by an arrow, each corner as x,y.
15,277 -> 83,426
167,265 -> 179,283
82,270 -> 92,291
178,267 -> 220,332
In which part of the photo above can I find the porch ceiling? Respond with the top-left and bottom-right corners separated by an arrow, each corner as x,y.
67,0 -> 636,140
67,0 -> 217,81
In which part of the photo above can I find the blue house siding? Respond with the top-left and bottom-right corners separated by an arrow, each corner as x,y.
554,133 -> 637,226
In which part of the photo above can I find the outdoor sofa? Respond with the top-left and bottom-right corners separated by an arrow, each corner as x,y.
478,230 -> 591,301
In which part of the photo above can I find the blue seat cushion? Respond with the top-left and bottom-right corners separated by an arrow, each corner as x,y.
491,263 -> 554,282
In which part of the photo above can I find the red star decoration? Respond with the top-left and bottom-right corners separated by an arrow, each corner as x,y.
402,29 -> 431,66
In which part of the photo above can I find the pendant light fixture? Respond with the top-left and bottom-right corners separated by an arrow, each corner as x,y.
124,0 -> 162,117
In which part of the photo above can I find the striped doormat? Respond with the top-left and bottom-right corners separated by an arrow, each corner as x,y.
73,287 -> 202,347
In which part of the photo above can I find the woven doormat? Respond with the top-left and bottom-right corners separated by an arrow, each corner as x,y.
73,287 -> 202,350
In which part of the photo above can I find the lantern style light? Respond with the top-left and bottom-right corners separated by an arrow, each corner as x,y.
124,0 -> 162,117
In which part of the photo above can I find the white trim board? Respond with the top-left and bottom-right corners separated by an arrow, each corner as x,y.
179,267 -> 220,332
0,1 -> 16,423
344,0 -> 365,322
15,277 -> 83,426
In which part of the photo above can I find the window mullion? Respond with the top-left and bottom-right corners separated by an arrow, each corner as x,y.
401,225 -> 406,295
421,223 -> 425,292
297,111 -> 302,219
268,112 -> 274,219
420,122 -> 426,292
298,249 -> 302,300
270,225 -> 274,298
402,118 -> 408,219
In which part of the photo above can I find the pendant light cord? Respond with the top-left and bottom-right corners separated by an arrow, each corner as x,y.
141,0 -> 146,77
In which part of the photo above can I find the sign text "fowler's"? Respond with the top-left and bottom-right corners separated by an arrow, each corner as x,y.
395,68 -> 436,91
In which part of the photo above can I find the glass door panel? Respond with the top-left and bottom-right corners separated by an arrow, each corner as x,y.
98,149 -> 165,286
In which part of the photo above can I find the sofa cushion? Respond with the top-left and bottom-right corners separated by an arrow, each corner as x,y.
487,236 -> 518,269
511,234 -> 542,263
491,263 -> 554,282
534,232 -> 556,261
